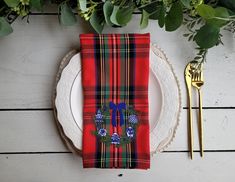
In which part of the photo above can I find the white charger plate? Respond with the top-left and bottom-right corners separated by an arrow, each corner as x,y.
55,44 -> 181,155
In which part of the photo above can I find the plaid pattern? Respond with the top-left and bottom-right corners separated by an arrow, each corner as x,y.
80,33 -> 150,169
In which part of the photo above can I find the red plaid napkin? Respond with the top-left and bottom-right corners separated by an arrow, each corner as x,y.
80,33 -> 150,169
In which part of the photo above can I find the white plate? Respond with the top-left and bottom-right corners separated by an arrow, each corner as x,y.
55,44 -> 181,154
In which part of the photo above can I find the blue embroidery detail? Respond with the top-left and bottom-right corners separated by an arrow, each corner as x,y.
92,103 -> 139,146
128,114 -> 138,124
126,127 -> 135,138
98,128 -> 107,137
111,133 -> 120,145
95,109 -> 104,123
109,101 -> 126,127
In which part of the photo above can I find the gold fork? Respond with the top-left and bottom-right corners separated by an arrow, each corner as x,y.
190,62 -> 204,157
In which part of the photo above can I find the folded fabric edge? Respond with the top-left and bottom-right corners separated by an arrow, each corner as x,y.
79,33 -> 150,39
83,158 -> 150,169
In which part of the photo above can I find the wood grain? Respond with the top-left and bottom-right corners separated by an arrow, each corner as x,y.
0,15 -> 234,108
0,111 -> 67,152
0,152 -> 235,182
0,110 -> 234,152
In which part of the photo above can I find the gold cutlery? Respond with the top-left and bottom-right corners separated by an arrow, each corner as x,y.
190,62 -> 204,157
184,63 -> 193,159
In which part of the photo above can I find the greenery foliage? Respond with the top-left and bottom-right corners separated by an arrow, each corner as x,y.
1,0 -> 235,63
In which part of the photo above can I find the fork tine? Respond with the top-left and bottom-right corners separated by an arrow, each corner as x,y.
193,71 -> 196,81
193,70 -> 197,81
199,64 -> 203,81
199,70 -> 202,81
201,68 -> 204,81
194,71 -> 197,81
191,62 -> 200,81
190,64 -> 196,80
191,63 -> 203,82
191,69 -> 194,80
197,71 -> 200,81
193,69 -> 198,81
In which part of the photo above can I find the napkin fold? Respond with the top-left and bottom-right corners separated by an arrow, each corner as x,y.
80,33 -> 150,169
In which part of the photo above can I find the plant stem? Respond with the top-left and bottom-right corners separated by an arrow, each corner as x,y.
213,16 -> 235,21
137,0 -> 159,8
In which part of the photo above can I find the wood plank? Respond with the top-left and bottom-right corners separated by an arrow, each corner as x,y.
0,15 -> 92,109
0,110 -> 234,152
0,111 -> 67,152
168,109 -> 235,151
0,15 -> 234,108
0,152 -> 234,182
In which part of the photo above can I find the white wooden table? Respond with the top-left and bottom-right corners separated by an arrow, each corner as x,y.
0,12 -> 235,182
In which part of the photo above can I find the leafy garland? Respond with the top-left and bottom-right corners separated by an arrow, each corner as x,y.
1,0 -> 235,63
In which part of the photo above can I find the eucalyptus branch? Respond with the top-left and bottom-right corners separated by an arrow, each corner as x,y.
183,14 -> 203,42
192,48 -> 208,64
137,0 -> 159,8
224,20 -> 235,34
0,0 -> 235,67
206,0 -> 219,7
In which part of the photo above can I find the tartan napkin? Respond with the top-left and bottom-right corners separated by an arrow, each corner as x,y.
80,33 -> 150,169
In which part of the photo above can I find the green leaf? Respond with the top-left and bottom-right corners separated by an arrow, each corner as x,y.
183,33 -> 190,37
142,1 -> 159,14
194,24 -> 220,48
207,7 -> 230,27
59,3 -> 77,26
78,0 -> 87,11
148,2 -> 163,20
149,9 -> 160,20
227,9 -> 235,16
140,10 -> 149,29
196,4 -> 215,19
30,0 -> 44,12
103,0 -> 114,26
218,0 -> 235,12
180,0 -> 191,8
165,1 -> 183,31
110,6 -> 120,25
196,4 -> 230,27
158,5 -> 165,28
141,1 -> 165,21
89,10 -> 105,33
3,0 -> 20,7
188,34 -> 193,41
0,17 -> 13,36
116,5 -> 134,26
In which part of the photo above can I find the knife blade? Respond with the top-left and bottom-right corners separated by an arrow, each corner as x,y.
185,63 -> 193,159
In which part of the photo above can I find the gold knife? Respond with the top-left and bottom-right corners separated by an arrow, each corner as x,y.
185,63 -> 193,159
